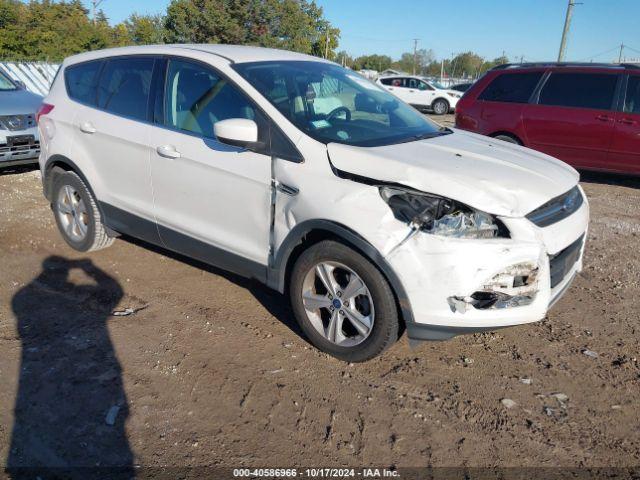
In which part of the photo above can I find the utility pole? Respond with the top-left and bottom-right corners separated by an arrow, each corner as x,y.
440,60 -> 444,82
412,39 -> 419,75
324,31 -> 330,59
558,0 -> 580,61
91,0 -> 104,25
618,43 -> 625,63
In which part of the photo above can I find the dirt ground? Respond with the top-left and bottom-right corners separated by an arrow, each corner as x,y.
1,116 -> 639,472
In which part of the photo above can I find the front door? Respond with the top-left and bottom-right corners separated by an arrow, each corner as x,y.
608,73 -> 640,174
148,58 -> 272,278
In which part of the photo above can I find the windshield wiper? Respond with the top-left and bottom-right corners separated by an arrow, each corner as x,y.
392,128 -> 453,145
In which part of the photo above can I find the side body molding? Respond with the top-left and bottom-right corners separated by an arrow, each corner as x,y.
267,219 -> 416,326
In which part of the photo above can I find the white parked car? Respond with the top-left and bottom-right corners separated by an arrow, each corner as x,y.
0,69 -> 43,168
377,75 -> 462,114
37,45 -> 589,362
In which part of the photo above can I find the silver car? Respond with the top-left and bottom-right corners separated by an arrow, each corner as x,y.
0,68 -> 42,168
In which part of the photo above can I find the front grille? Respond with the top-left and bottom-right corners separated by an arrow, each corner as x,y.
549,234 -> 584,289
526,186 -> 583,227
0,140 -> 40,158
0,114 -> 36,131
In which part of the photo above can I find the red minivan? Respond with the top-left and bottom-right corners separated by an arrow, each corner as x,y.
455,63 -> 640,175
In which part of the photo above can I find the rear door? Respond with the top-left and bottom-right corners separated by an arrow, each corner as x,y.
608,72 -> 640,173
70,56 -> 157,240
523,70 -> 620,169
379,77 -> 412,104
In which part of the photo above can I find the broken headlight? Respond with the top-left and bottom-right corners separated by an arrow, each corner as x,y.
379,186 -> 505,239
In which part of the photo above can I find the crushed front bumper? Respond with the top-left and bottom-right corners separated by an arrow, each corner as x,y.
386,198 -> 589,341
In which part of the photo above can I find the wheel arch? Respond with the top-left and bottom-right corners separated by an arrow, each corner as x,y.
432,96 -> 450,108
43,155 -> 108,221
268,219 -> 415,328
488,131 -> 524,145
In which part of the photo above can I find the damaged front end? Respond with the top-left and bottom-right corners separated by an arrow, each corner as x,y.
447,262 -> 539,313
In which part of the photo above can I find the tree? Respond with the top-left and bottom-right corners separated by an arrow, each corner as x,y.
449,51 -> 484,78
352,54 -> 393,72
392,48 -> 435,75
121,13 -> 166,45
0,0 -> 24,59
164,0 -> 340,58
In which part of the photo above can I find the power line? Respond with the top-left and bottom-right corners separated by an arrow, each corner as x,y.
575,45 -> 620,62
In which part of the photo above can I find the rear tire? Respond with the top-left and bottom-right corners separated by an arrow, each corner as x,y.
289,241 -> 399,362
51,171 -> 114,252
432,98 -> 449,115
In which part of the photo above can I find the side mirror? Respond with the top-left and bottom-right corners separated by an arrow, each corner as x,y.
14,80 -> 26,90
214,118 -> 263,150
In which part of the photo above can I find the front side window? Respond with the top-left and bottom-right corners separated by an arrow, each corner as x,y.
65,60 -> 103,105
406,78 -> 421,89
97,57 -> 154,120
624,75 -> 640,114
234,61 -> 446,147
479,72 -> 543,103
539,72 -> 618,110
164,59 -> 257,138
0,71 -> 16,91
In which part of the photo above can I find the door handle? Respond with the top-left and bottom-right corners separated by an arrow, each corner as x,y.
79,122 -> 96,134
595,114 -> 613,122
618,117 -> 637,125
156,145 -> 181,159
388,87 -> 394,90
409,89 -> 415,93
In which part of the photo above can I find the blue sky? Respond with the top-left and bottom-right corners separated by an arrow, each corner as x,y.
87,0 -> 640,63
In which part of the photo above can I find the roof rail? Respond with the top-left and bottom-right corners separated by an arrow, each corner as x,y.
492,62 -> 640,70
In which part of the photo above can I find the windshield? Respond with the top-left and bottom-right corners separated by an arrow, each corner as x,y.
0,71 -> 17,91
233,61 -> 447,147
430,81 -> 447,90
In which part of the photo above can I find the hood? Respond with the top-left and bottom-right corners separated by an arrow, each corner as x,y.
328,129 -> 579,217
0,89 -> 43,115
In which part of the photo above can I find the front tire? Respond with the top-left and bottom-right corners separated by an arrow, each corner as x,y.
51,171 -> 114,252
432,98 -> 449,115
289,241 -> 399,362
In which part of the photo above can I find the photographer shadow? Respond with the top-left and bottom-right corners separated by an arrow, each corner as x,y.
6,256 -> 134,478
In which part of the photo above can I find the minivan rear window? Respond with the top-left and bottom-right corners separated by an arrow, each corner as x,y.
539,72 -> 618,110
65,60 -> 103,105
478,72 -> 543,103
624,75 -> 640,114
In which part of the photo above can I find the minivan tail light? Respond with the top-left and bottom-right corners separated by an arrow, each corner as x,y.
36,103 -> 54,123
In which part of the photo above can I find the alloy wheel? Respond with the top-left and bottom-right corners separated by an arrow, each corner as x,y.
301,261 -> 375,347
56,185 -> 89,242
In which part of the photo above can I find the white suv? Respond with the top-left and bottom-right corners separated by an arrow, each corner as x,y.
377,75 -> 461,114
37,45 -> 589,362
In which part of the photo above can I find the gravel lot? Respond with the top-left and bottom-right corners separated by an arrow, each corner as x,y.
1,116 -> 639,471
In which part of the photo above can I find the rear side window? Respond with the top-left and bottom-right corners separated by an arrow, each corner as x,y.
380,77 -> 404,87
539,72 -> 618,110
478,72 -> 543,103
65,60 -> 103,105
97,57 -> 154,121
624,75 -> 640,114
